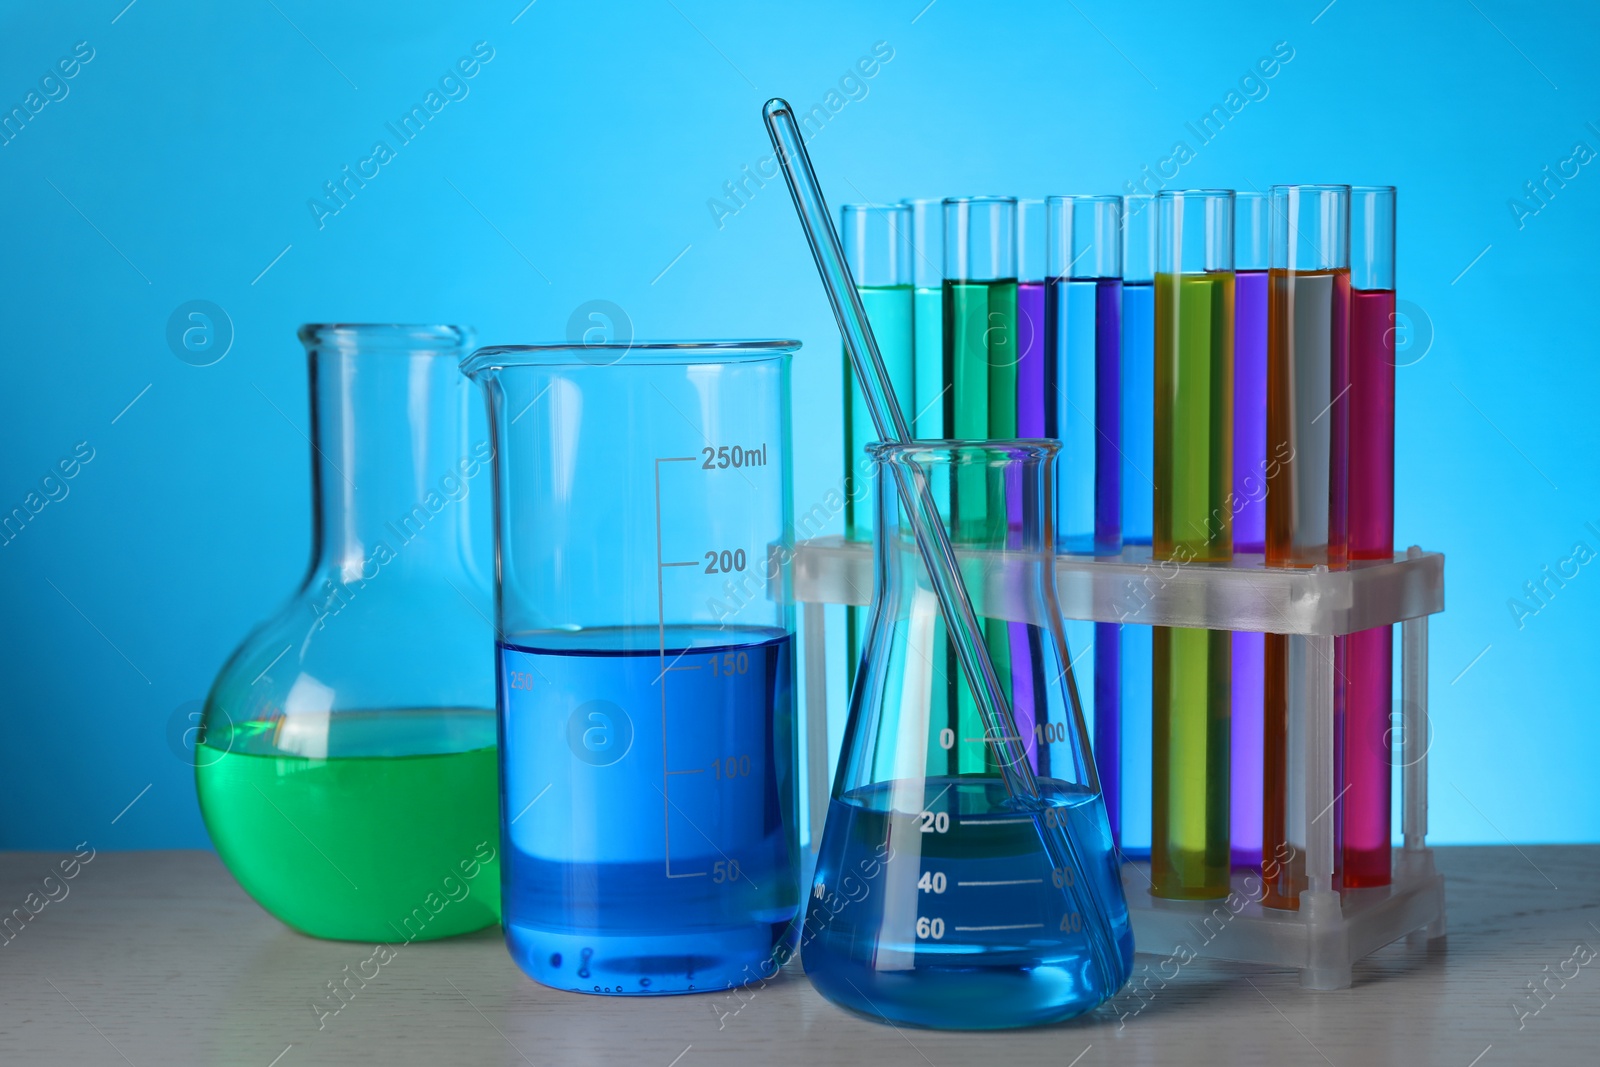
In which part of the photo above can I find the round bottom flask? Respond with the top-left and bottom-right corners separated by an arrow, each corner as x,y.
197,325 -> 500,942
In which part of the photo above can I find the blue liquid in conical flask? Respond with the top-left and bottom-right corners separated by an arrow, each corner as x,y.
804,777 -> 1133,1029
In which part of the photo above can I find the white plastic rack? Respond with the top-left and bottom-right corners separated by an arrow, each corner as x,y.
788,537 -> 1446,990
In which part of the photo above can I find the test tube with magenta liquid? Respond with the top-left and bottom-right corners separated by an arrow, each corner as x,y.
1343,186 -> 1397,889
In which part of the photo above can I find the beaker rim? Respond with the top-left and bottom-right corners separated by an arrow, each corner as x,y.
298,324 -> 474,350
867,439 -> 1061,461
461,340 -> 800,375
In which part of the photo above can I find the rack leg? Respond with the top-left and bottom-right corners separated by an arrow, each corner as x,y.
803,601 -> 830,853
1301,634 -> 1338,896
1402,612 -> 1429,850
1298,633 -> 1350,989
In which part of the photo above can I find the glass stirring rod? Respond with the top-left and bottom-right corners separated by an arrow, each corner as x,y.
760,98 -> 1121,991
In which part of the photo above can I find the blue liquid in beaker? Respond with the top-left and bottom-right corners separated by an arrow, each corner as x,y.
499,627 -> 800,995
804,777 -> 1134,1028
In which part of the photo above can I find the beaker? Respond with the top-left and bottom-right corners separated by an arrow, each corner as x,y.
197,324 -> 500,942
462,340 -> 801,996
803,441 -> 1133,1030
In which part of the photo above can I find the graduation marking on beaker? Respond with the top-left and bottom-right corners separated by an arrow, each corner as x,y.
653,452 -> 772,882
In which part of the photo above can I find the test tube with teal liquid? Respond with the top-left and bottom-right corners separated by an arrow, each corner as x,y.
1045,194 -> 1124,842
1118,193 -> 1156,859
841,203 -> 914,688
1152,189 -> 1234,900
943,196 -> 1019,772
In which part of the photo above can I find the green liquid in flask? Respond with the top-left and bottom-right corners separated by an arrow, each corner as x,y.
196,708 -> 500,942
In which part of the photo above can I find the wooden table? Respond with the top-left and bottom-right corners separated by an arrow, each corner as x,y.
2,846 -> 1594,1065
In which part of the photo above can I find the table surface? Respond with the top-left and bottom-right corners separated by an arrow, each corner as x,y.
1,846 -> 1595,1065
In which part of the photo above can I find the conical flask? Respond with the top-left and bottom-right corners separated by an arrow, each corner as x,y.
803,441 -> 1133,1029
196,324 -> 500,942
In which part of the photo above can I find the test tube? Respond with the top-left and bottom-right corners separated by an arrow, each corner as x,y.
904,198 -> 946,439
1006,199 -> 1047,779
1232,191 -> 1269,868
841,203 -> 914,688
1152,189 -> 1234,900
1118,192 -> 1156,858
1047,196 -> 1124,556
943,196 -> 1018,772
1343,186 -> 1396,888
1016,199 -> 1048,438
1263,184 -> 1350,910
944,196 -> 1020,440
1046,194 -> 1124,841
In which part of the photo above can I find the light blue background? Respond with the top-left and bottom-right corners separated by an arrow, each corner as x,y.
1,0 -> 1595,849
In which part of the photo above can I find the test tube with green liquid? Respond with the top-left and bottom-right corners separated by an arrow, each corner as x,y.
842,203 -> 914,687
943,196 -> 1018,773
1152,189 -> 1234,899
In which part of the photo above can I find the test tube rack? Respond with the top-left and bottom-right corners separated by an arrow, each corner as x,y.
788,536 -> 1446,990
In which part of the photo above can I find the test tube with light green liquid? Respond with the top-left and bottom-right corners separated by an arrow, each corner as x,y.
1152,189 -> 1234,899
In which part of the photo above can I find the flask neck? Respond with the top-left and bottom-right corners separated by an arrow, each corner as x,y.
307,345 -> 488,584
875,444 -> 1058,554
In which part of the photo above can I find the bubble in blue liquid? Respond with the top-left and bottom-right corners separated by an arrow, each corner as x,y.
578,947 -> 593,979
640,977 -> 652,988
